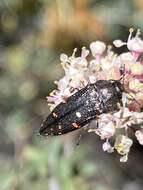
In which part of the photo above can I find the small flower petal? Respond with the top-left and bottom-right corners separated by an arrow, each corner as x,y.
113,40 -> 126,47
95,121 -> 116,139
120,154 -> 128,162
135,130 -> 143,145
90,41 -> 106,57
129,79 -> 143,92
102,141 -> 114,153
130,62 -> 143,75
60,53 -> 68,63
114,135 -> 133,155
127,36 -> 143,53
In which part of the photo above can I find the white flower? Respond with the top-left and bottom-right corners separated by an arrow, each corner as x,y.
95,119 -> 116,139
114,28 -> 143,60
113,29 -> 143,54
135,130 -> 143,145
117,52 -> 135,63
120,154 -> 128,162
60,53 -> 68,63
102,141 -> 114,153
81,47 -> 90,59
89,60 -> 101,74
115,52 -> 135,72
130,62 -> 143,75
47,28 -> 143,162
69,74 -> 88,88
88,75 -> 97,84
113,108 -> 143,128
90,41 -> 106,57
101,57 -> 114,70
127,28 -> 143,53
129,78 -> 143,92
114,135 -> 133,155
58,77 -> 69,90
113,40 -> 126,47
70,47 -> 89,68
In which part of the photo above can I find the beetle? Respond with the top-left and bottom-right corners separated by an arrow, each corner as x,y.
39,79 -> 124,136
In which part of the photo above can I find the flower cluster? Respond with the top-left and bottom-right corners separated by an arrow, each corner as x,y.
47,28 -> 143,162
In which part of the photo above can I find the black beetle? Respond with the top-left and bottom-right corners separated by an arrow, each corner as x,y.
39,80 -> 124,136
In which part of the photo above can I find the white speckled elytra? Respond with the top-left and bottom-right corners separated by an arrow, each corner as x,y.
76,112 -> 81,118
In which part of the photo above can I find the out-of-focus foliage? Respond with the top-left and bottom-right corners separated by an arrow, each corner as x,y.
1,0 -> 143,190
0,138 -> 97,190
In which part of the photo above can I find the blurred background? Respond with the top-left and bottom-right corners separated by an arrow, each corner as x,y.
0,0 -> 143,190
